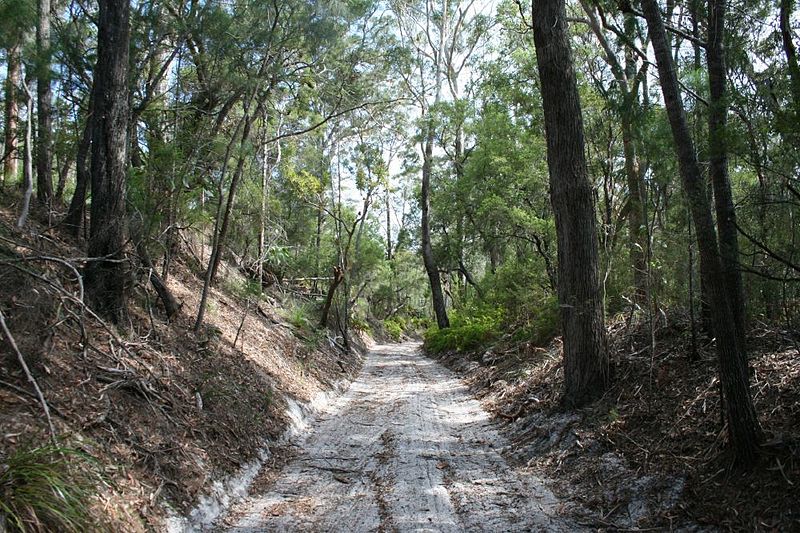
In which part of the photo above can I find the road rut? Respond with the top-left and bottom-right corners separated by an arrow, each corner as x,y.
222,342 -> 572,532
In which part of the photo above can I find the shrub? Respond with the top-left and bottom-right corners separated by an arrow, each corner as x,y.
511,296 -> 560,346
383,317 -> 405,341
424,305 -> 504,354
0,444 -> 103,532
349,315 -> 371,334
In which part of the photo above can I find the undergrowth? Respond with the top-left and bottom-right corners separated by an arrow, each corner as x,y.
424,305 -> 505,353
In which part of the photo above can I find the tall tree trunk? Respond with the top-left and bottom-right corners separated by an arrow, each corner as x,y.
85,0 -> 131,324
421,133 -> 449,329
421,0 -> 450,330
532,0 -> 609,407
642,0 -> 762,464
36,0 -> 54,206
3,43 -> 21,188
708,0 -> 747,353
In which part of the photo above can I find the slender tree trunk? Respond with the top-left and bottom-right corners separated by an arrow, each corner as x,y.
64,91 -> 95,237
3,43 -> 21,188
421,0 -> 450,330
708,0 -> 747,353
194,114 -> 245,331
17,83 -> 35,228
532,0 -> 608,407
642,0 -> 762,464
36,0 -> 54,206
209,112 -> 254,283
85,0 -> 131,324
421,133 -> 449,328
622,116 -> 648,304
320,266 -> 344,327
386,186 -> 392,260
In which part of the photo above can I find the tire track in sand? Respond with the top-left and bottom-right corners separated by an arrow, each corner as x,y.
222,342 -> 575,532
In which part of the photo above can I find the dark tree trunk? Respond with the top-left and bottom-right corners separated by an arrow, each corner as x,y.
36,0 -> 54,206
532,0 -> 608,407
708,0 -> 747,353
642,0 -> 762,464
3,43 -> 21,188
85,0 -> 131,324
208,111 -> 254,284
421,132 -> 450,329
64,91 -> 94,237
320,266 -> 344,328
136,241 -> 180,319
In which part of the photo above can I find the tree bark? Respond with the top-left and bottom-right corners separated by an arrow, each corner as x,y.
36,0 -> 54,206
532,0 -> 609,407
642,0 -> 762,464
85,0 -> 131,324
707,0 -> 747,353
3,43 -> 21,188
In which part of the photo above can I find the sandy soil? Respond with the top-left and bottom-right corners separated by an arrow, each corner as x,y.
221,342 -> 575,532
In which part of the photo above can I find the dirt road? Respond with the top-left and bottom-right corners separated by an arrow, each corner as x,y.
222,343 -> 574,532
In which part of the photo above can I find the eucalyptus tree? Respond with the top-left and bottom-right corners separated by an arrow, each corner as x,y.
0,0 -> 34,188
85,0 -> 131,323
36,0 -> 53,205
390,0 -> 490,328
641,0 -> 762,463
531,0 -> 609,406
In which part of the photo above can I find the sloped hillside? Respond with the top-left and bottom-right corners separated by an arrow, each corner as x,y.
432,315 -> 800,530
0,201 -> 366,531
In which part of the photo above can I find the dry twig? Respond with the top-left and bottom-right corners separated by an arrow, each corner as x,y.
0,308 -> 57,439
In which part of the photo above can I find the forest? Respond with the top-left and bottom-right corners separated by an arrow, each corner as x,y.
0,0 -> 799,529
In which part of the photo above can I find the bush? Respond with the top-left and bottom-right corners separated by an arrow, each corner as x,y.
511,296 -> 560,346
383,317 -> 406,341
0,444 -> 103,532
349,315 -> 371,334
424,305 -> 504,354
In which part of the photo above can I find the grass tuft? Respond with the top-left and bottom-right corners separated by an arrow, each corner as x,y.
0,444 -> 103,532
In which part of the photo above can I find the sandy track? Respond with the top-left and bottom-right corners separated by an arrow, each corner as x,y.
222,343 -> 574,532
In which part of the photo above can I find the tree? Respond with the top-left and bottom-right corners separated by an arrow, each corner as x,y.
641,0 -> 762,463
36,0 -> 54,205
85,0 -> 131,323
531,0 -> 609,406
1,0 -> 34,188
3,43 -> 21,188
707,0 -> 746,351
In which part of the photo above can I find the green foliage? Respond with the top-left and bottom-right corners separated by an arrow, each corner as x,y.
0,444 -> 103,533
283,300 -> 317,333
383,316 -> 407,341
424,305 -> 504,354
510,296 -> 560,347
349,315 -> 371,334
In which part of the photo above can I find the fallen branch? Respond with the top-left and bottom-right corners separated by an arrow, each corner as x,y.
0,309 -> 57,440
